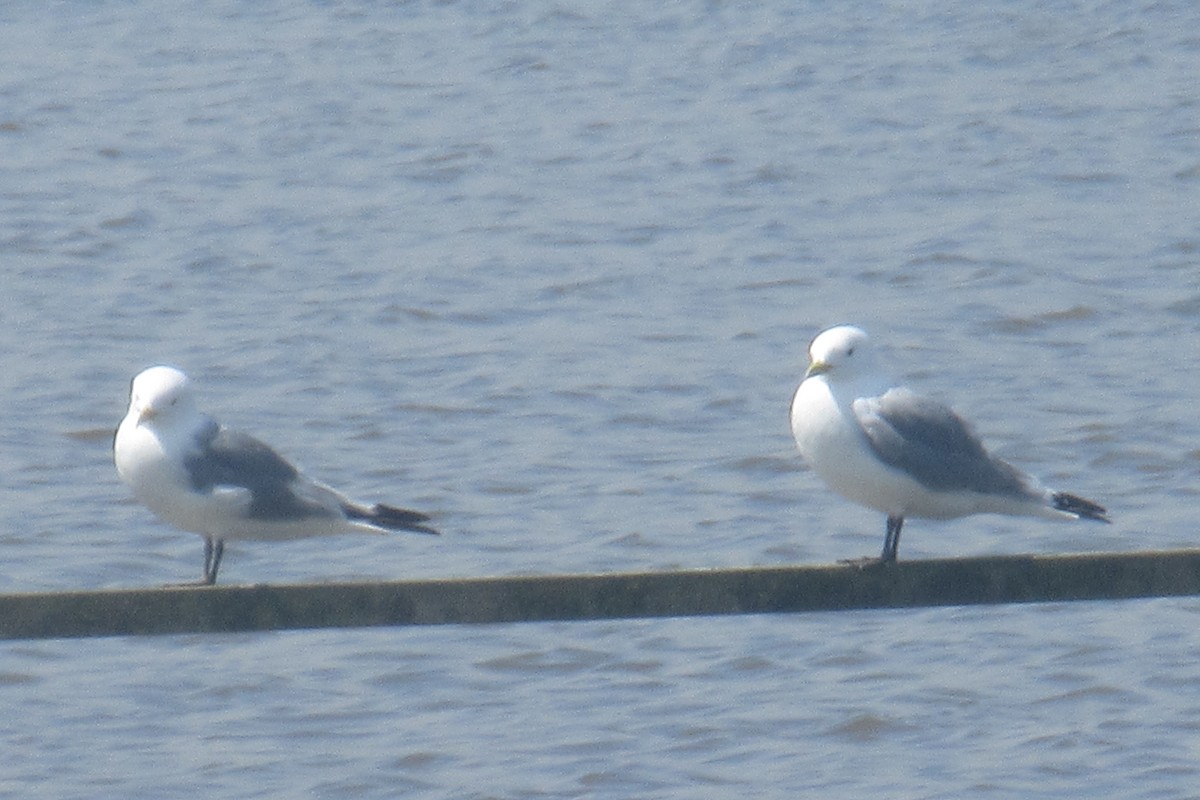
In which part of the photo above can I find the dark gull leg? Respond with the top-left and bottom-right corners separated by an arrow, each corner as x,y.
882,515 -> 903,563
839,515 -> 903,568
202,537 -> 213,580
167,537 -> 224,587
203,538 -> 224,585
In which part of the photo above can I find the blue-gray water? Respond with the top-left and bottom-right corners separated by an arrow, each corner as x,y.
4,1 -> 1200,797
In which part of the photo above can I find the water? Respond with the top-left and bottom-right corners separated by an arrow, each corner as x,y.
2,0 -> 1200,796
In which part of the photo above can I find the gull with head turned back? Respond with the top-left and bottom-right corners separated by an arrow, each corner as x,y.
789,325 -> 1108,564
114,366 -> 438,585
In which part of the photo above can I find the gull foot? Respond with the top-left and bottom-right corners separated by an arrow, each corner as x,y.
837,556 -> 890,570
163,578 -> 217,588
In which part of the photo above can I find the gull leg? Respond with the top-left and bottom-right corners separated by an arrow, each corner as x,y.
882,515 -> 903,562
839,515 -> 903,568
203,538 -> 224,585
202,537 -> 213,580
166,537 -> 224,587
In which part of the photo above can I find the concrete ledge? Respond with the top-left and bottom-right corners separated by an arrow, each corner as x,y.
3,549 -> 1200,640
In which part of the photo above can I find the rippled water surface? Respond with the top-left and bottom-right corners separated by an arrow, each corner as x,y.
3,1 -> 1200,797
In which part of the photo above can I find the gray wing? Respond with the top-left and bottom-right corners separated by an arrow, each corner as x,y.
184,419 -> 335,521
852,388 -> 1032,497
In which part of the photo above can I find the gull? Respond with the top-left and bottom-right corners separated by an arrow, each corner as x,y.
789,325 -> 1108,563
115,366 -> 438,585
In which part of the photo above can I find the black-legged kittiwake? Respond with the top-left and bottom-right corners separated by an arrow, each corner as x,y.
115,366 -> 437,585
790,325 -> 1108,563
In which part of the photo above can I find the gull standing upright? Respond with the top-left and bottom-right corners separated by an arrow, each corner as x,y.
789,325 -> 1108,563
115,366 -> 438,585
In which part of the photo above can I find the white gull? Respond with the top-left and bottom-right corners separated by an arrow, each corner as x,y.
790,325 -> 1108,563
115,366 -> 437,584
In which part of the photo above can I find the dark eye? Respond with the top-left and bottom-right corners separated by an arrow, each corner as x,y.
847,346 -> 855,356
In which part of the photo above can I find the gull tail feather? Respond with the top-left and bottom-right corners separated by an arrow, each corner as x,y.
345,502 -> 439,535
1052,492 -> 1110,523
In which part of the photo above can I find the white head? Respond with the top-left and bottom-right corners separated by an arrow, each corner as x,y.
804,325 -> 885,385
125,366 -> 198,427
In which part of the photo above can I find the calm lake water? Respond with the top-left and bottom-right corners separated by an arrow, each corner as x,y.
3,1 -> 1200,797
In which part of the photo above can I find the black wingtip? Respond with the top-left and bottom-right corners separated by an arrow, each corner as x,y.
1052,492 -> 1111,524
369,503 -> 440,535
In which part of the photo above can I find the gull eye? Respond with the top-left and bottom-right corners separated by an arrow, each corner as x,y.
847,346 -> 856,356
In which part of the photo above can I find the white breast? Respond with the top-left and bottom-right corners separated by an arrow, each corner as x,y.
791,377 -> 942,517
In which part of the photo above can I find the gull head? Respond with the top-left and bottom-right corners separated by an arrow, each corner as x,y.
127,366 -> 197,427
804,325 -> 878,381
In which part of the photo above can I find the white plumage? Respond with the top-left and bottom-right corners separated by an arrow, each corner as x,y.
790,325 -> 1108,562
115,366 -> 437,584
